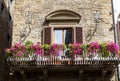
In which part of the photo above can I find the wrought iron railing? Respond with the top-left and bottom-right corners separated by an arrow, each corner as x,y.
7,56 -> 120,67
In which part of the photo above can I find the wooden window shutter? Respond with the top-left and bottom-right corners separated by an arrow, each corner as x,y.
41,30 -> 43,44
75,27 -> 83,43
44,27 -> 51,44
71,28 -> 74,43
118,21 -> 120,30
117,21 -> 120,47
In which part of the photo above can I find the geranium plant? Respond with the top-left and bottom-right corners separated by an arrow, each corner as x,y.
5,41 -> 119,59
25,40 -> 34,56
99,42 -> 109,57
68,43 -> 83,58
49,44 -> 64,56
5,48 -> 11,58
87,42 -> 100,54
106,42 -> 119,57
42,44 -> 50,50
33,42 -> 43,56
81,44 -> 89,57
42,44 -> 50,56
6,43 -> 25,57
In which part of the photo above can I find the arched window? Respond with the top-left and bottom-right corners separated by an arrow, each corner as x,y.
42,10 -> 83,45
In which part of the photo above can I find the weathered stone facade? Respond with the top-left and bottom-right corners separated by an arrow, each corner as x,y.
1,0 -> 119,81
11,0 -> 114,44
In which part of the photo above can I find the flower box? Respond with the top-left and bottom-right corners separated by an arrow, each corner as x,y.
6,41 -> 120,65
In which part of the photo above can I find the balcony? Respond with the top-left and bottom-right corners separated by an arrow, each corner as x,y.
6,42 -> 120,81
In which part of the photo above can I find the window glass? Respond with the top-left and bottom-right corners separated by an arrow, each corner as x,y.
54,29 -> 72,45
65,29 -> 72,45
55,30 -> 62,44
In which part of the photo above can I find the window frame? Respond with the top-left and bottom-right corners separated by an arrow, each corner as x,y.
42,10 -> 83,45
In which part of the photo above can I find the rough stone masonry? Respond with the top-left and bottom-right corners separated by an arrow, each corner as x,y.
0,0 -> 118,81
11,0 -> 114,44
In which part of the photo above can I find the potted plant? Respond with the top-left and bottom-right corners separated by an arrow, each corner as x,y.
87,42 -> 100,58
25,40 -> 34,57
99,42 -> 109,58
49,44 -> 63,57
106,42 -> 119,57
42,44 -> 50,56
5,42 -> 26,65
68,43 -> 83,60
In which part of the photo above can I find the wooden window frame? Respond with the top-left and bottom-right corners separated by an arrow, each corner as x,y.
42,10 -> 83,44
49,25 -> 83,44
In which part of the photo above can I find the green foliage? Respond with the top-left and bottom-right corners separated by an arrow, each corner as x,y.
81,44 -> 89,54
5,41 -> 119,58
99,43 -> 109,57
5,49 -> 11,58
62,44 -> 67,50
42,44 -> 50,50
25,40 -> 33,47
25,40 -> 33,56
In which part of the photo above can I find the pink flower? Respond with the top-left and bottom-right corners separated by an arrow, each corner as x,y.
14,43 -> 21,48
16,51 -> 24,57
69,43 -> 83,55
88,42 -> 100,54
106,42 -> 119,54
50,44 -> 62,56
33,43 -> 43,56
5,48 -> 11,54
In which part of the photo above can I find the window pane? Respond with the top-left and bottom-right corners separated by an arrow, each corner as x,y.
55,30 -> 62,44
55,29 -> 72,45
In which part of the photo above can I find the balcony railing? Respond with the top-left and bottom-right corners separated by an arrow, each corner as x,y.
7,55 -> 120,67
6,42 -> 120,68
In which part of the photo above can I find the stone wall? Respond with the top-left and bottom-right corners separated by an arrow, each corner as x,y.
11,0 -> 114,44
